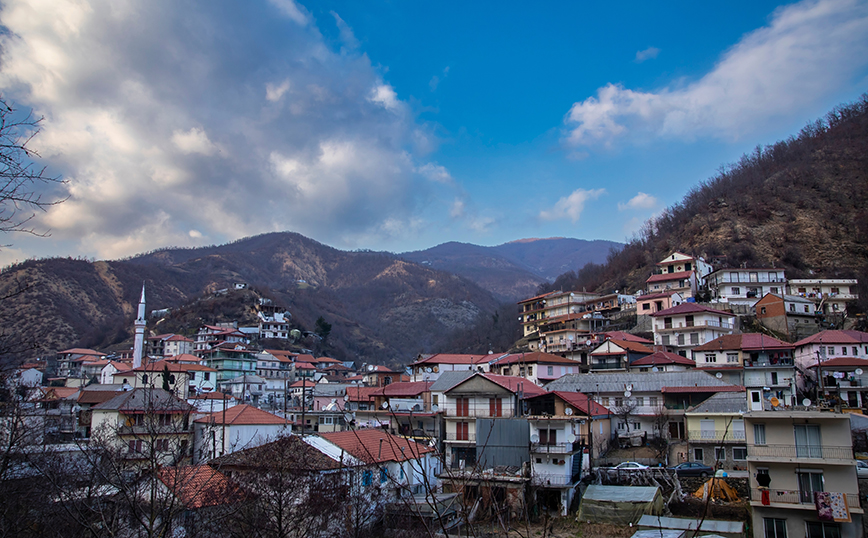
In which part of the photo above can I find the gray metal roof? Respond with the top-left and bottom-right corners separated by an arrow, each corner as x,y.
685,392 -> 747,414
637,514 -> 744,533
429,371 -> 474,392
545,370 -> 737,393
583,484 -> 660,502
92,387 -> 193,412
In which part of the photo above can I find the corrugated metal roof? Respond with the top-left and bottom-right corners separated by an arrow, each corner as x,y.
685,392 -> 747,414
545,371 -> 738,393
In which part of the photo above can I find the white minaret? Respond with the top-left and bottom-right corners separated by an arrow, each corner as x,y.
133,283 -> 146,369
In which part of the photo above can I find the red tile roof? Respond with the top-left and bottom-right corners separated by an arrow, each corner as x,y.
606,339 -> 654,354
132,359 -> 216,373
158,465 -> 245,509
646,271 -> 692,283
479,374 -> 546,397
167,354 -> 201,363
517,291 -> 555,304
369,381 -> 433,397
59,348 -> 105,356
794,330 -> 868,347
692,334 -> 792,352
631,351 -> 695,367
492,352 -> 581,366
319,429 -> 433,464
194,404 -> 289,425
412,353 -> 491,366
346,386 -> 379,402
636,292 -> 678,301
547,391 -> 610,416
294,362 -> 316,370
650,303 -> 734,317
289,380 -> 317,388
604,331 -> 653,344
809,357 -> 868,369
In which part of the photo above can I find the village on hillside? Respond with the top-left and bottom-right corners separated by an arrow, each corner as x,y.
2,251 -> 867,538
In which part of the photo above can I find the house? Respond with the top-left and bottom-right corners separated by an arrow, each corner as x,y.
193,403 -> 291,462
489,352 -> 582,385
409,353 -> 493,382
706,268 -> 787,306
112,358 -> 217,398
545,371 -> 744,443
256,301 -> 291,340
636,291 -> 684,315
89,388 -> 195,467
628,351 -> 695,373
793,330 -> 868,373
157,464 -> 245,511
588,338 -> 653,372
219,374 -> 267,405
198,342 -> 257,383
683,392 -> 747,470
808,356 -> 868,410
645,252 -> 712,299
362,365 -> 402,387
524,391 -> 611,515
186,390 -> 238,414
754,293 -> 820,339
787,278 -> 859,316
744,409 -> 862,538
692,334 -> 796,409
193,325 -> 247,354
100,360 -> 133,385
430,371 -> 545,471
518,290 -> 599,339
366,381 -> 439,439
651,303 -> 737,357
55,348 -> 107,385
147,333 -> 194,359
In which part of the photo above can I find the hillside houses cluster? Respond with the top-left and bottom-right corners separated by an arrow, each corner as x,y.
4,252 -> 866,537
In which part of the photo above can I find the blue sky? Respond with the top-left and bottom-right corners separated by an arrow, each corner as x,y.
1,0 -> 867,265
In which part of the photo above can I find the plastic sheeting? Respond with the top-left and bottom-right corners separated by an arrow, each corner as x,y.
577,485 -> 664,525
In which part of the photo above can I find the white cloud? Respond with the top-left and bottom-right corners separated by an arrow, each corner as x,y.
265,79 -> 291,102
268,0 -> 308,24
171,128 -> 220,156
0,0 -> 438,259
539,188 -> 605,223
429,66 -> 450,92
618,192 -> 658,211
415,163 -> 453,184
565,0 -> 868,148
634,47 -> 660,62
369,83 -> 400,111
450,198 -> 465,219
330,11 -> 359,50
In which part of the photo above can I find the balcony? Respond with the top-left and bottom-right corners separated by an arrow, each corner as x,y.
750,488 -> 861,508
532,472 -> 578,487
744,358 -> 794,368
531,440 -> 584,454
656,320 -> 733,332
444,432 -> 476,443
747,444 -> 853,462
590,362 -> 624,371
687,430 -> 746,442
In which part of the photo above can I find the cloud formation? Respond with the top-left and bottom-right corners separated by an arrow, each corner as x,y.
0,0 -> 447,259
565,0 -> 868,149
618,192 -> 658,211
634,47 -> 659,62
539,188 -> 605,223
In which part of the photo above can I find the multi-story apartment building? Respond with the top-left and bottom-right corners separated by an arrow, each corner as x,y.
517,291 -> 599,338
587,339 -> 653,372
706,268 -> 787,306
793,330 -> 868,373
409,353 -> 495,382
651,303 -> 737,357
745,409 -> 862,538
193,325 -> 247,354
645,252 -> 713,299
490,352 -> 582,385
754,293 -> 820,339
787,278 -> 859,315
684,392 -> 747,470
199,342 -> 257,383
147,334 -> 194,358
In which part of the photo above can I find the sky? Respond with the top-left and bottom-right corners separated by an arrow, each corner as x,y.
1,0 -> 867,266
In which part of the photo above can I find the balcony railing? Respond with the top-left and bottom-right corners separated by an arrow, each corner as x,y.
687,430 -> 746,442
750,489 -> 861,508
656,321 -> 733,331
531,441 -> 583,453
590,362 -> 624,371
444,432 -> 476,442
532,472 -> 578,487
445,409 -> 510,418
747,444 -> 853,460
744,358 -> 794,368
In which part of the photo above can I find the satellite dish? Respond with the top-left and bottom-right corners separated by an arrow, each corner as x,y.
343,394 -> 350,402
425,367 -> 433,373
651,367 -> 659,373
770,397 -> 780,407
857,369 -> 864,375
530,434 -> 540,443
431,404 -> 439,412
344,413 -> 353,422
381,401 -> 389,409
565,408 -> 573,416
715,372 -> 723,379
412,404 -> 421,412
627,384 -> 633,391
802,398 -> 812,407
624,391 -> 632,398
368,365 -> 375,372
566,433 -> 577,443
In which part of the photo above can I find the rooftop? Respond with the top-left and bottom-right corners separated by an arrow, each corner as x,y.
194,403 -> 288,425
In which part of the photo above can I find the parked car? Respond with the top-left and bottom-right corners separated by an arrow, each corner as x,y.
612,461 -> 649,471
856,460 -> 868,479
669,461 -> 714,477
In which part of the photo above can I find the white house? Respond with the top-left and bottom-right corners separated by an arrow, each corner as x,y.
651,303 -> 737,357
192,404 -> 292,462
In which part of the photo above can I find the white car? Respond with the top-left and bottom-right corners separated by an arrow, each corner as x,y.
857,460 -> 868,479
613,462 -> 649,471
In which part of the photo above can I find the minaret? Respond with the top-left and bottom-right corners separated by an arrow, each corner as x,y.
133,283 -> 146,369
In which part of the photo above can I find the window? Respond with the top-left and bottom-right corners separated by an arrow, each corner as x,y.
539,429 -> 557,445
155,439 -> 169,452
693,448 -> 703,461
661,336 -> 670,345
733,447 -> 747,460
685,315 -> 694,327
806,522 -> 841,538
727,353 -> 739,363
789,303 -> 796,312
794,424 -> 822,458
527,366 -> 533,376
635,397 -> 644,406
842,347 -> 847,355
602,397 -> 610,406
763,518 -> 787,538
488,398 -> 502,417
770,287 -> 779,294
760,307 -> 767,314
714,447 -> 726,460
456,397 -> 469,417
705,354 -> 717,363
690,333 -> 699,344
804,305 -> 810,313
632,422 -> 641,431
754,424 -> 766,445
547,366 -> 554,376
615,398 -> 623,407
854,347 -> 859,355
731,287 -> 740,295
456,422 -> 469,441
432,395 -> 438,405
677,334 -> 685,346
128,440 -> 143,453
362,469 -> 372,486
664,317 -> 672,329
797,471 -> 823,503
618,422 -> 626,430
380,467 -> 388,484
642,303 -> 650,310
649,397 -> 658,407
203,372 -> 210,380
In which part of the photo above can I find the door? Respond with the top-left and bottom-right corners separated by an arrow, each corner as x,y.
700,419 -> 716,440
750,390 -> 763,411
794,424 -> 822,458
